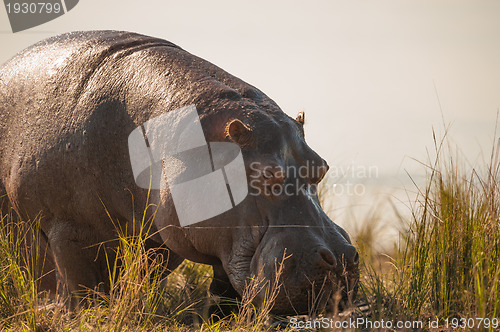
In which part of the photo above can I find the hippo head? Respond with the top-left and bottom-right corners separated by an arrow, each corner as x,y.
151,99 -> 359,315
229,111 -> 358,314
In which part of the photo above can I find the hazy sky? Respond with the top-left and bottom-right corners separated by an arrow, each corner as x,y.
1,0 -> 499,182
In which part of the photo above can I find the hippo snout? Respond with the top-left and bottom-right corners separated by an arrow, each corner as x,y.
249,224 -> 359,315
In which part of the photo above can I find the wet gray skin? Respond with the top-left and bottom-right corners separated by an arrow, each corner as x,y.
0,31 -> 359,315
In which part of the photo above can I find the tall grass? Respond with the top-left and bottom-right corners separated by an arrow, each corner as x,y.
0,205 -> 286,331
356,133 -> 500,329
398,135 -> 500,320
1,131 -> 499,330
0,212 -> 60,330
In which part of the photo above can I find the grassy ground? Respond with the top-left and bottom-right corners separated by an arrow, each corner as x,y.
0,133 -> 499,331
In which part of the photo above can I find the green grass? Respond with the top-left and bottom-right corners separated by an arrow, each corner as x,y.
0,213 -> 49,331
357,133 -> 500,330
399,135 -> 500,321
0,131 -> 499,330
0,203 -> 285,331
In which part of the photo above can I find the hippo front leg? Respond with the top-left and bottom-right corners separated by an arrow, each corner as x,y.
208,264 -> 241,319
47,219 -> 111,309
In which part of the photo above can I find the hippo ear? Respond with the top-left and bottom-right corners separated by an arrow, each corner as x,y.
296,111 -> 305,125
225,119 -> 253,146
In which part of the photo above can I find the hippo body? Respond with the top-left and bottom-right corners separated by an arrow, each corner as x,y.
0,31 -> 358,314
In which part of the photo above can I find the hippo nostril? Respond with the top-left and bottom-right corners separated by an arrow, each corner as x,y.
352,251 -> 359,265
318,248 -> 337,268
343,245 -> 359,266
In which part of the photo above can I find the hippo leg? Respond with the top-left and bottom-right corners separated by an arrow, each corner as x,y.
47,219 -> 110,309
34,229 -> 58,296
208,264 -> 241,319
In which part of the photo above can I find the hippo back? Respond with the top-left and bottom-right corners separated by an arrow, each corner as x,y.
0,31 -> 274,225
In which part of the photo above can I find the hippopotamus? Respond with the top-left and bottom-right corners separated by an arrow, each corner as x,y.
0,31 -> 358,315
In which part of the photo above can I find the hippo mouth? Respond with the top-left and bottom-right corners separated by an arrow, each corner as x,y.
267,263 -> 360,315
240,220 -> 360,316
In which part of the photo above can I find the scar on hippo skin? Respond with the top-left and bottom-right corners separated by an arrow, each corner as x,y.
225,119 -> 254,146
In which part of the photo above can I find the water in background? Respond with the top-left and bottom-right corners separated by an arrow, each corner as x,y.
321,170 -> 427,253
